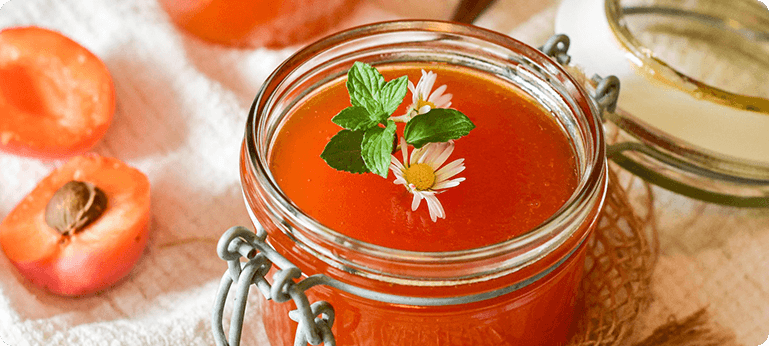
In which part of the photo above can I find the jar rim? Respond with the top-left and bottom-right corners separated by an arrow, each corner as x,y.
605,0 -> 769,114
602,0 -> 769,174
243,20 -> 607,283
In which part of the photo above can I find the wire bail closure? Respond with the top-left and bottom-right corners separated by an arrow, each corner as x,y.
212,226 -> 336,346
540,34 -> 621,115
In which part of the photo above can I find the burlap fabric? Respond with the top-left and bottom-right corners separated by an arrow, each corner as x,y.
568,166 -> 658,346
569,162 -> 746,346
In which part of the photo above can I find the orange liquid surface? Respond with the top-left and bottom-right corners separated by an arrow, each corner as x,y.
269,63 -> 578,251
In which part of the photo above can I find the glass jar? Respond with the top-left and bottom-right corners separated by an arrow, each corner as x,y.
239,21 -> 608,345
159,0 -> 358,48
556,0 -> 769,207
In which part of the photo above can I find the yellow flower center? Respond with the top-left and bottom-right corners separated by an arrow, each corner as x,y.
415,99 -> 436,111
403,163 -> 436,191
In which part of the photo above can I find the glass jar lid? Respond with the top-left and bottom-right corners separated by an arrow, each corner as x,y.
555,0 -> 769,207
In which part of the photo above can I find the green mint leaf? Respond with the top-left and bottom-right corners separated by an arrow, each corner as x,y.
361,121 -> 397,178
403,109 -> 476,148
347,62 -> 385,117
352,93 -> 384,119
320,129 -> 369,174
377,75 -> 408,119
332,106 -> 379,131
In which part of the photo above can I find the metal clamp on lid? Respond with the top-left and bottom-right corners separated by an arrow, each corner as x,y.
212,226 -> 336,346
540,34 -> 621,116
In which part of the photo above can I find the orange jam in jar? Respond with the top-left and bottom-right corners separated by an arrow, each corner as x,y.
240,21 -> 607,346
159,0 -> 357,48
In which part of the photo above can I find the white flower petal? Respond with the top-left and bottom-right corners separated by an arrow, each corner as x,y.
435,159 -> 466,182
410,145 -> 430,165
422,72 -> 437,97
432,94 -> 453,108
413,73 -> 425,99
433,177 -> 464,190
429,142 -> 454,169
411,192 -> 423,211
419,142 -> 444,169
399,136 -> 409,166
418,73 -> 436,102
435,167 -> 466,184
392,159 -> 406,175
424,194 -> 445,222
419,143 -> 445,170
427,85 -> 447,103
390,156 -> 399,166
421,143 -> 443,165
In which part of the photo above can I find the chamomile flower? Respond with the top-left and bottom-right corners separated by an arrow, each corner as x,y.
389,70 -> 453,123
389,137 -> 466,222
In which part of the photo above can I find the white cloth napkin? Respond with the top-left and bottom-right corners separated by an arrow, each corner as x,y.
0,0 -> 554,345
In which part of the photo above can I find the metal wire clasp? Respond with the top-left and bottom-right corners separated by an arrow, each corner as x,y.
540,34 -> 621,115
212,225 -> 336,346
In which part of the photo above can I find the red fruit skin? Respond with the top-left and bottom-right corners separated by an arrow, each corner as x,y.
0,26 -> 116,159
0,154 -> 151,296
11,222 -> 149,296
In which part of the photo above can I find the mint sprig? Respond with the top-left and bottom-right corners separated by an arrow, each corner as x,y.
321,62 -> 475,178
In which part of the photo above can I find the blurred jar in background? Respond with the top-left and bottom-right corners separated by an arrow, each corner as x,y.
160,0 -> 358,48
